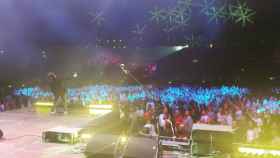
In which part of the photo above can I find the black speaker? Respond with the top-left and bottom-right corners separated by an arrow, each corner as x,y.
85,134 -> 157,158
0,129 -> 3,139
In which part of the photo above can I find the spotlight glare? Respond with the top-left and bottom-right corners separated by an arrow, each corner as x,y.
269,77 -> 275,80
120,136 -> 128,144
174,46 -> 185,51
73,72 -> 78,78
81,133 -> 92,140
192,59 -> 199,63
238,147 -> 280,156
35,102 -> 54,106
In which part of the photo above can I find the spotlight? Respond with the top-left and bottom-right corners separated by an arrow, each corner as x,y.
73,72 -> 78,78
120,136 -> 128,144
192,59 -> 199,63
35,102 -> 54,106
81,133 -> 93,141
269,77 -> 276,81
173,46 -> 185,51
209,43 -> 214,48
238,147 -> 280,157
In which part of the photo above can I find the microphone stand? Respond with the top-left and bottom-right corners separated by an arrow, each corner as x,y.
120,64 -> 143,86
113,64 -> 145,158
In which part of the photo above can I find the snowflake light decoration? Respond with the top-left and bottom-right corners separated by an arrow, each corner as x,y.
176,0 -> 193,10
132,24 -> 146,41
231,1 -> 256,27
165,8 -> 177,25
89,11 -> 105,26
150,7 -> 166,24
173,7 -> 191,27
206,6 -> 226,24
199,0 -> 216,15
148,0 -> 256,34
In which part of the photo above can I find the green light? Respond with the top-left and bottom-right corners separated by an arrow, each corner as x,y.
81,133 -> 92,140
89,104 -> 112,109
35,102 -> 54,106
238,147 -> 280,156
120,136 -> 128,144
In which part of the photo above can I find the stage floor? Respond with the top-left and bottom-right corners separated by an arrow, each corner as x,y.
0,109 -> 92,158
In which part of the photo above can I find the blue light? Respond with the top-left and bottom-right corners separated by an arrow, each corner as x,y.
15,85 -> 249,107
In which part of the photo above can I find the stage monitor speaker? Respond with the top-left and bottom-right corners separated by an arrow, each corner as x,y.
85,134 -> 157,158
192,124 -> 234,155
42,126 -> 81,144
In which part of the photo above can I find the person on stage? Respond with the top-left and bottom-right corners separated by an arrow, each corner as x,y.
48,72 -> 67,114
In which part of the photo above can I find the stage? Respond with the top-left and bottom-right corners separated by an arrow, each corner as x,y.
0,109 -> 92,158
0,109 -> 253,158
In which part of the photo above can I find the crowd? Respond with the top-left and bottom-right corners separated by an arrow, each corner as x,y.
0,94 -> 30,112
129,96 -> 280,145
11,85 -> 280,144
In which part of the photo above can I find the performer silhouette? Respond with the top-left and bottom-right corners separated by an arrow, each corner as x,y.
48,72 -> 67,114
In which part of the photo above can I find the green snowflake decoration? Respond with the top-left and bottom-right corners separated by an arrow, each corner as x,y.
149,0 -> 256,34
231,1 -> 256,27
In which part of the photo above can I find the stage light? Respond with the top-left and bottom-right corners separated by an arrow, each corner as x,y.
192,59 -> 199,63
238,147 -> 280,156
35,102 -> 54,106
89,104 -> 112,109
269,77 -> 275,81
209,43 -> 214,48
173,46 -> 184,51
89,109 -> 112,115
81,133 -> 93,140
73,72 -> 78,78
120,135 -> 128,144
173,45 -> 189,51
89,104 -> 112,115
